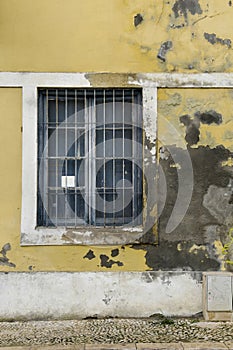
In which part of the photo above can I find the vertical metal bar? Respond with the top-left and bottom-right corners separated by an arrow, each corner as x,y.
55,89 -> 58,226
132,89 -> 135,223
91,89 -> 96,225
65,89 -> 68,226
113,89 -> 115,227
45,89 -> 49,226
74,89 -> 77,227
84,90 -> 89,224
122,89 -> 125,224
103,90 -> 106,227
88,93 -> 92,224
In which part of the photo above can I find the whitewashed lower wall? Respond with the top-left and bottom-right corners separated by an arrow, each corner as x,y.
0,272 -> 202,320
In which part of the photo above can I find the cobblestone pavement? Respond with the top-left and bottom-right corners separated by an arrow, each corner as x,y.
0,318 -> 232,348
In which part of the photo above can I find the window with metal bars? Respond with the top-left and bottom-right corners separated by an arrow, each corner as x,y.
37,88 -> 143,228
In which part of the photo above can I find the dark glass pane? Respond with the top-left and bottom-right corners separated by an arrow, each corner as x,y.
115,159 -> 123,186
96,129 -> 104,157
76,160 -> 85,187
67,129 -> 75,157
76,191 -> 85,219
48,99 -> 56,125
96,160 -> 104,188
48,128 -> 56,156
115,130 -> 123,157
48,159 -> 56,187
105,160 -> 113,187
105,129 -> 113,157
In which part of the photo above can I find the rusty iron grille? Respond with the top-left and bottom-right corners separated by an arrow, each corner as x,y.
37,88 -> 143,227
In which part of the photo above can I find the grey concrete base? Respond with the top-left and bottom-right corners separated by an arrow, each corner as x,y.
0,271 -> 202,320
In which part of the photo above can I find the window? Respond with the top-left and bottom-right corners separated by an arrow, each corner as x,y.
37,88 -> 143,229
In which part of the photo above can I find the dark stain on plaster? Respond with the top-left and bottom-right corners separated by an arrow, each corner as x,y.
160,145 -> 230,238
195,110 -> 222,125
100,254 -> 123,268
229,1 -> 232,6
84,250 -> 96,260
157,41 -> 173,62
0,243 -> 16,268
172,0 -> 202,20
132,145 -> 232,271
204,33 -> 232,48
133,241 -> 220,271
180,114 -> 200,146
134,13 -> 143,27
180,110 -> 222,146
111,249 -> 119,257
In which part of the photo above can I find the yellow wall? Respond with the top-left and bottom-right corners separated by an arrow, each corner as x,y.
1,0 -> 233,272
158,88 -> 233,151
0,0 -> 233,73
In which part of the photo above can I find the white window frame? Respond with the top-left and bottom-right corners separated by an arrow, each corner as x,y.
1,72 -> 232,246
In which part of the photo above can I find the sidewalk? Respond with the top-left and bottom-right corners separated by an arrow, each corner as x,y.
0,318 -> 232,349
1,342 -> 233,349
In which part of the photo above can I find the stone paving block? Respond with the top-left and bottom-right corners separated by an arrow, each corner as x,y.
85,344 -> 136,350
225,342 -> 233,350
136,344 -> 182,349
182,342 -> 228,350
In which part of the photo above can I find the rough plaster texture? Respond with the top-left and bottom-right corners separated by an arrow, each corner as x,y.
0,0 -> 233,73
0,272 -> 202,320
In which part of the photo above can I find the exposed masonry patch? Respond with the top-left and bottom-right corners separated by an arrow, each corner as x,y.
172,0 -> 202,21
100,255 -> 124,268
83,250 -> 96,260
0,243 -> 16,268
157,41 -> 173,62
204,33 -> 232,49
134,13 -> 143,27
159,145 -> 230,243
132,241 -> 220,271
180,110 -> 223,146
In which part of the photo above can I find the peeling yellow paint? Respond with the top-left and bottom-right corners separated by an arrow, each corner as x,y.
170,163 -> 181,169
222,157 -> 233,167
177,243 -> 182,251
189,244 -> 206,254
0,0 -> 233,73
213,240 -> 226,271
158,88 -> 233,151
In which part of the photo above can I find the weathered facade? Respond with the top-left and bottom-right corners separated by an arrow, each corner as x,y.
0,0 -> 233,319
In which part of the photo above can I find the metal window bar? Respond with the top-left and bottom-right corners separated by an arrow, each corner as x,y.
37,88 -> 142,228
